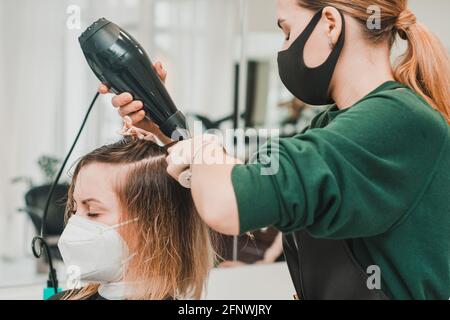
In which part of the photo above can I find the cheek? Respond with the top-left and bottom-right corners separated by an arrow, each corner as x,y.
86,211 -> 121,227
103,211 -> 122,226
303,25 -> 332,68
117,222 -> 138,252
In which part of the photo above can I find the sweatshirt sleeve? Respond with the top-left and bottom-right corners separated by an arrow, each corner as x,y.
231,91 -> 446,238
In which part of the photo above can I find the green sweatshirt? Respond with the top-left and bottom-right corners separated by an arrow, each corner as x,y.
231,81 -> 450,300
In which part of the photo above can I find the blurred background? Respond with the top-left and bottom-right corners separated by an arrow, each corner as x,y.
0,0 -> 448,299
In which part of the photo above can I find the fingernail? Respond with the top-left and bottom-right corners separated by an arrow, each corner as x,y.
144,133 -> 157,143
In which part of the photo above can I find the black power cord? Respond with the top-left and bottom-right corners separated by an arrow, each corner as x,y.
31,92 -> 100,294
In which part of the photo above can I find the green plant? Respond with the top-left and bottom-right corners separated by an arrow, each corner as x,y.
37,155 -> 61,184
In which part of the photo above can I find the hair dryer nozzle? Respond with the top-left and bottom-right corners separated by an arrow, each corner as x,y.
79,18 -> 111,47
79,18 -> 188,139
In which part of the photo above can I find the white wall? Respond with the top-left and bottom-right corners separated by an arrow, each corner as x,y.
410,0 -> 450,50
0,0 -> 68,258
152,0 -> 240,120
0,0 -> 7,257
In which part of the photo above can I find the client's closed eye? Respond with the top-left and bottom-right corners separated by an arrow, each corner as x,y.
68,210 -> 100,219
87,212 -> 100,218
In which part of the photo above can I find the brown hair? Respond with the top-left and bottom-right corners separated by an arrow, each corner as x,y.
297,0 -> 450,123
63,137 -> 215,300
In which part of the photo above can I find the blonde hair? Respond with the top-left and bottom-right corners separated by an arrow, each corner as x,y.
62,138 -> 215,300
297,0 -> 450,123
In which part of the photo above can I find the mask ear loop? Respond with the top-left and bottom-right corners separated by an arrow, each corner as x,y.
104,217 -> 139,232
117,219 -> 139,284
107,218 -> 139,276
121,252 -> 137,266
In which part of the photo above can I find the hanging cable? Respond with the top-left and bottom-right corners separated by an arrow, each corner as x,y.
32,92 -> 100,294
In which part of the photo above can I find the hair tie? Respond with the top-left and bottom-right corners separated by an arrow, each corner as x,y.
395,9 -> 417,39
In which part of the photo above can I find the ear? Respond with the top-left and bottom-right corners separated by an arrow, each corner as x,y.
322,6 -> 343,48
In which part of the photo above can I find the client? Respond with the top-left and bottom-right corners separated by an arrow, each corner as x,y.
51,136 -> 215,300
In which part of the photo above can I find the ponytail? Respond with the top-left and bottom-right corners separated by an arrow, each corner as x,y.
394,10 -> 450,123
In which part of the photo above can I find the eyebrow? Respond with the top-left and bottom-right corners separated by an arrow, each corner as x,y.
277,19 -> 286,29
80,198 -> 104,206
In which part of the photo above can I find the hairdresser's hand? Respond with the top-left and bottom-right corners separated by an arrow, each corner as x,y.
99,62 -> 172,145
166,134 -> 226,183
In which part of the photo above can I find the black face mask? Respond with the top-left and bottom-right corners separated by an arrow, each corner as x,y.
277,9 -> 346,106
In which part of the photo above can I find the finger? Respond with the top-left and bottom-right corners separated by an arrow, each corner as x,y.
117,101 -> 144,117
131,127 -> 158,142
154,61 -> 167,83
167,142 -> 183,154
124,116 -> 133,128
112,93 -> 133,108
167,146 -> 175,153
167,142 -> 192,165
154,61 -> 163,72
166,138 -> 190,154
98,84 -> 110,94
136,132 -> 146,140
130,127 -> 145,140
159,68 -> 167,82
131,126 -> 150,135
132,126 -> 153,137
166,162 -> 190,181
127,110 -> 146,125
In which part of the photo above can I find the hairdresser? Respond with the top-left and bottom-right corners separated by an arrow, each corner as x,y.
101,0 -> 450,300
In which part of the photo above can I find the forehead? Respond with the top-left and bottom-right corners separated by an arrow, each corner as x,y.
73,162 -> 127,201
277,0 -> 297,11
277,0 -> 302,18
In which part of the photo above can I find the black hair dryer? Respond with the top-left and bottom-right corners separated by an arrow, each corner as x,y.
79,18 -> 187,139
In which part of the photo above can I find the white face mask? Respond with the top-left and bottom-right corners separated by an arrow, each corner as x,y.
58,215 -> 138,283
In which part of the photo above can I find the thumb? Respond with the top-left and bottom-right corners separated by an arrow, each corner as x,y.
153,61 -> 167,83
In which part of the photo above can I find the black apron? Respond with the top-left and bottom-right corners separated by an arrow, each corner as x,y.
282,87 -> 410,300
283,231 -> 389,300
